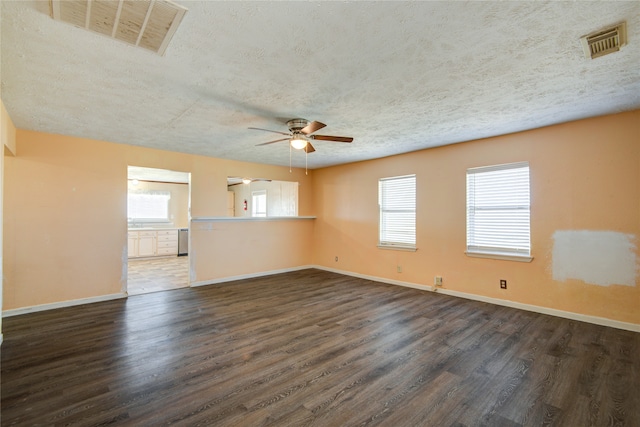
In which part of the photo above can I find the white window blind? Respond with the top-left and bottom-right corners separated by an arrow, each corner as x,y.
379,175 -> 416,249
466,162 -> 530,257
128,190 -> 171,221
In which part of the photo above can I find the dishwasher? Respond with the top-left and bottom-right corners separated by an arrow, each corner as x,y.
178,228 -> 188,256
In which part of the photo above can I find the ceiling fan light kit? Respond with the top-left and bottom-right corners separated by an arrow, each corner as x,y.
249,118 -> 353,154
290,135 -> 308,150
249,118 -> 354,174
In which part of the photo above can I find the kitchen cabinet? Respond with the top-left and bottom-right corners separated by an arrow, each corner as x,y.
156,229 -> 179,256
137,231 -> 157,257
128,229 -> 178,258
227,191 -> 235,216
128,232 -> 138,256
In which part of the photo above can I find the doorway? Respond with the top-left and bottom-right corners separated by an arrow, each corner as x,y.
127,256 -> 189,295
127,166 -> 190,295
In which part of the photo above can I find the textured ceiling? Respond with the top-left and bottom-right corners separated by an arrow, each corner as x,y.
2,1 -> 639,169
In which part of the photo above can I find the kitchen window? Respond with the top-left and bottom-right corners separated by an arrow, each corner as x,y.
128,190 -> 171,222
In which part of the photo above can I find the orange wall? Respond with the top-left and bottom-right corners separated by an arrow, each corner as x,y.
312,111 -> 640,325
3,111 -> 639,328
3,130 -> 314,310
2,101 -> 17,155
191,219 -> 313,283
1,99 -> 17,338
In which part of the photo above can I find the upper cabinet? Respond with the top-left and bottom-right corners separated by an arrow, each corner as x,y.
227,179 -> 298,218
227,191 -> 235,217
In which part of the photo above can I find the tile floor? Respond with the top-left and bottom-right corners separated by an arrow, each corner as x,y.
127,256 -> 189,295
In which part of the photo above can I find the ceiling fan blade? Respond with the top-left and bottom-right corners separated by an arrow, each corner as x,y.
301,121 -> 326,135
248,127 -> 291,136
311,135 -> 353,143
256,138 -> 289,146
304,142 -> 316,153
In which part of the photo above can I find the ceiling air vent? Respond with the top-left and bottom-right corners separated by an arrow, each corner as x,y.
580,22 -> 627,59
50,0 -> 187,56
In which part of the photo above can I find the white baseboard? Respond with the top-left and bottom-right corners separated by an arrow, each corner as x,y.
2,267 -> 637,333
311,265 -> 640,333
314,265 -> 434,293
2,293 -> 128,318
190,265 -> 314,288
435,288 -> 640,333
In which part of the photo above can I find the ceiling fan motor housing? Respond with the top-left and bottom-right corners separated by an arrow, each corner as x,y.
287,118 -> 309,132
250,118 -> 351,154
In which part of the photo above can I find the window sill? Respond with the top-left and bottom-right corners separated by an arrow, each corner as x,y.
378,245 -> 417,252
465,251 -> 533,263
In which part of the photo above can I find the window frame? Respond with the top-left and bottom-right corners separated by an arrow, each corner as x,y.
378,174 -> 417,251
127,190 -> 171,223
466,161 -> 532,262
251,190 -> 267,217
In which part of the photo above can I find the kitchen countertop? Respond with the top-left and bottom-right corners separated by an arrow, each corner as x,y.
128,227 -> 181,231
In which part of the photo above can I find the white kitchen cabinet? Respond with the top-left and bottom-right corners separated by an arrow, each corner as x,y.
227,191 -> 235,217
128,232 -> 138,257
128,229 -> 178,258
137,231 -> 157,257
156,229 -> 178,255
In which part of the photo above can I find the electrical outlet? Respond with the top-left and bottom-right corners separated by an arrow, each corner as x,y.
500,279 -> 507,289
335,256 -> 339,262
434,276 -> 443,286
397,265 -> 402,273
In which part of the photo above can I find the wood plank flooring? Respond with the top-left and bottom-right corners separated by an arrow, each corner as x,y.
2,269 -> 639,426
127,256 -> 189,295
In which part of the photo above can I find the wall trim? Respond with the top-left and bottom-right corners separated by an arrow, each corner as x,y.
313,265 -> 434,293
434,287 -> 640,333
311,265 -> 640,333
190,265 -> 314,288
2,293 -> 128,318
3,268 -> 637,333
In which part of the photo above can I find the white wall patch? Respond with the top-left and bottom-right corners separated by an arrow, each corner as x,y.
552,231 -> 637,287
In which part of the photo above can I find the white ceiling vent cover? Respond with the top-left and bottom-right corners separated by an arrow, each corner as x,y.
50,0 -> 187,56
580,22 -> 627,59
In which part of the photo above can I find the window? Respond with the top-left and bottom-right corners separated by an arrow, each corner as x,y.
252,190 -> 267,217
378,175 -> 416,250
466,162 -> 531,261
128,190 -> 171,222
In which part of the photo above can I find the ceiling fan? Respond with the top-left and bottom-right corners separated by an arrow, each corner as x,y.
249,118 -> 353,153
227,176 -> 271,186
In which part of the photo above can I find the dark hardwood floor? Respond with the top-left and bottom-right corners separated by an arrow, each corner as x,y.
2,269 -> 639,426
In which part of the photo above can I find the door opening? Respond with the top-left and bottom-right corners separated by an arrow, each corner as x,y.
126,166 -> 191,295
